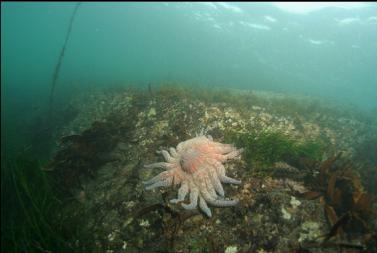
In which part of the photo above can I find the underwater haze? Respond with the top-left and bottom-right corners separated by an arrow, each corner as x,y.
3,2 -> 377,253
3,2 -> 377,151
2,2 -> 377,111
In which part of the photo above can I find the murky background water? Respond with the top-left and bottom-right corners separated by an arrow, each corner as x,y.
2,3 -> 377,252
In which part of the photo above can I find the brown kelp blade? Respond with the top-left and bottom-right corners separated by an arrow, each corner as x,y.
324,212 -> 350,242
300,191 -> 323,200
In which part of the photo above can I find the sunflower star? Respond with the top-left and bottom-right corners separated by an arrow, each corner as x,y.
143,135 -> 243,217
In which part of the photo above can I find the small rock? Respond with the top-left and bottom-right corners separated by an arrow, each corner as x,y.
281,207 -> 292,220
225,245 -> 238,253
290,196 -> 301,209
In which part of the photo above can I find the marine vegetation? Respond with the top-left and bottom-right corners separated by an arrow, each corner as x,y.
354,136 -> 377,194
48,3 -> 81,119
143,135 -> 243,217
45,121 -> 118,194
44,111 -> 137,196
229,130 -> 325,169
1,152 -> 70,252
298,154 -> 376,251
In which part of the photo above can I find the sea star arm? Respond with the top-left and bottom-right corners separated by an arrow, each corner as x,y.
157,150 -> 177,163
144,162 -> 174,170
199,196 -> 212,217
170,182 -> 189,203
219,175 -> 241,185
145,177 -> 173,190
181,187 -> 199,210
142,171 -> 170,185
169,147 -> 179,158
201,189 -> 239,207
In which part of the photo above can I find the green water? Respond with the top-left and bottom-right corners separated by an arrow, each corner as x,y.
1,2 -> 377,252
2,2 -> 377,150
2,2 -> 377,133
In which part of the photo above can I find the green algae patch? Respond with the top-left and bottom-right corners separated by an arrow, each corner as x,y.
231,131 -> 325,169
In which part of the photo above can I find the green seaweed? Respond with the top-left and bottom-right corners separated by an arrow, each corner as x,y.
1,152 -> 71,252
296,140 -> 325,162
227,130 -> 325,170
